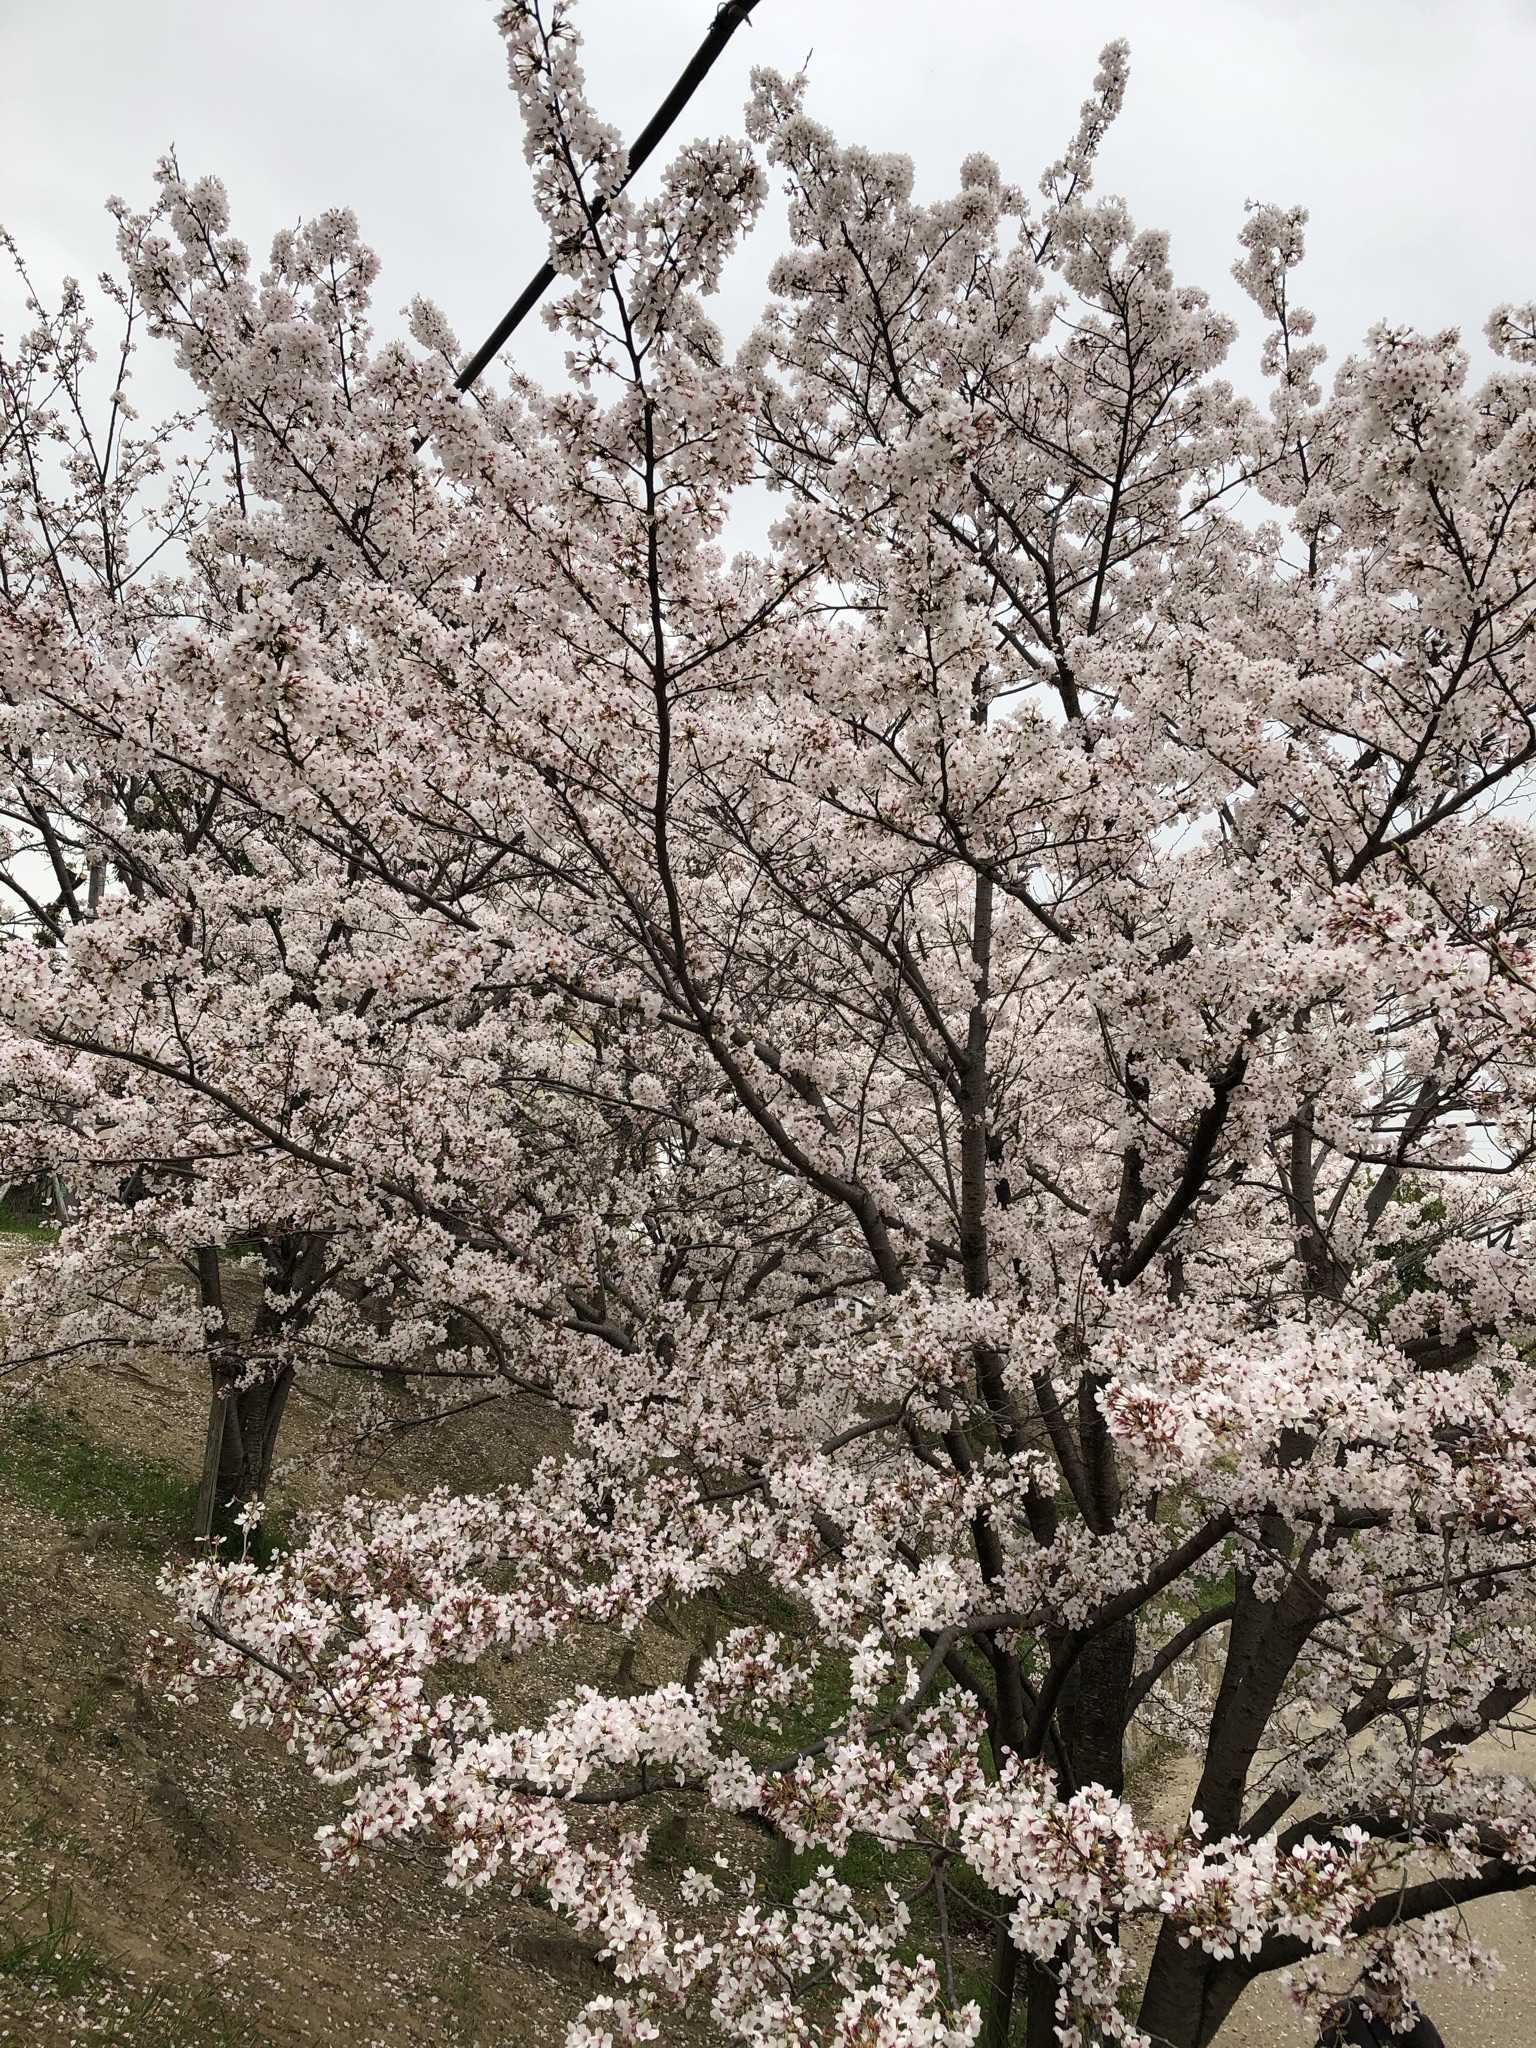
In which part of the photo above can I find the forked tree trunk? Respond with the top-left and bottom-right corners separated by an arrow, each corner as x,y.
194,1355 -> 296,1550
193,1245 -> 237,1548
192,1235 -> 324,1551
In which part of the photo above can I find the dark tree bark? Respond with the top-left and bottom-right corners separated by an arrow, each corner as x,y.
192,1233 -> 328,1551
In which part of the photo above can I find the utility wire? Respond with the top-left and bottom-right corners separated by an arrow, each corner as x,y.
453,0 -> 766,397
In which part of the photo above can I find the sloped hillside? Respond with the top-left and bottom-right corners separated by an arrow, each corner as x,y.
4,1233 -> 1534,2047
0,1240 -> 620,2046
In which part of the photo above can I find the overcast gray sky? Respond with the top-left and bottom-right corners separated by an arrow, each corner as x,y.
3,0 -> 1533,404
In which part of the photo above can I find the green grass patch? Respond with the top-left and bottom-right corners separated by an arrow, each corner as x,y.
0,1405 -> 195,1555
0,1195 -> 58,1242
0,1860 -> 256,2044
92,1981 -> 260,2048
0,1878 -> 107,1996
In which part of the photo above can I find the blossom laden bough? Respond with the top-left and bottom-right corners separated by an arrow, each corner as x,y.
7,1 -> 1536,2040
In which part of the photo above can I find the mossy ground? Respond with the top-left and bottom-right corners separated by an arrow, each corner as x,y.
0,1404 -> 196,1554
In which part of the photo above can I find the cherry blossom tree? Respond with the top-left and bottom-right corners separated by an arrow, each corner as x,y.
0,213 -> 506,1535
7,2 -> 1536,2040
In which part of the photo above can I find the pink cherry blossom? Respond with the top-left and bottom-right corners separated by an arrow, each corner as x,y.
6,5 -> 1536,2042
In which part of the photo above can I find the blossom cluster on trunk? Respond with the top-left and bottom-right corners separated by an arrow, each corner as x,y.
5,4 -> 1536,2041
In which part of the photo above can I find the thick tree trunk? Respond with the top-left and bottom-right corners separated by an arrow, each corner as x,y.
1137,1556 -> 1321,2046
1135,1951 -> 1248,2048
1022,1956 -> 1059,2048
192,1235 -> 323,1550
207,1361 -> 294,1533
1058,1619 -> 1136,1797
981,1927 -> 1019,2048
193,1245 -> 238,1548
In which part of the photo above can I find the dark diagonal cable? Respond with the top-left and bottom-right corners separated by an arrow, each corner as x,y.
453,0 -> 766,397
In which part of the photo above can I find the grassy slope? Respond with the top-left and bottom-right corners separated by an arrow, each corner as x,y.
0,1229 -> 626,2048
0,1235 -> 972,2046
21,1234 -> 1528,2045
